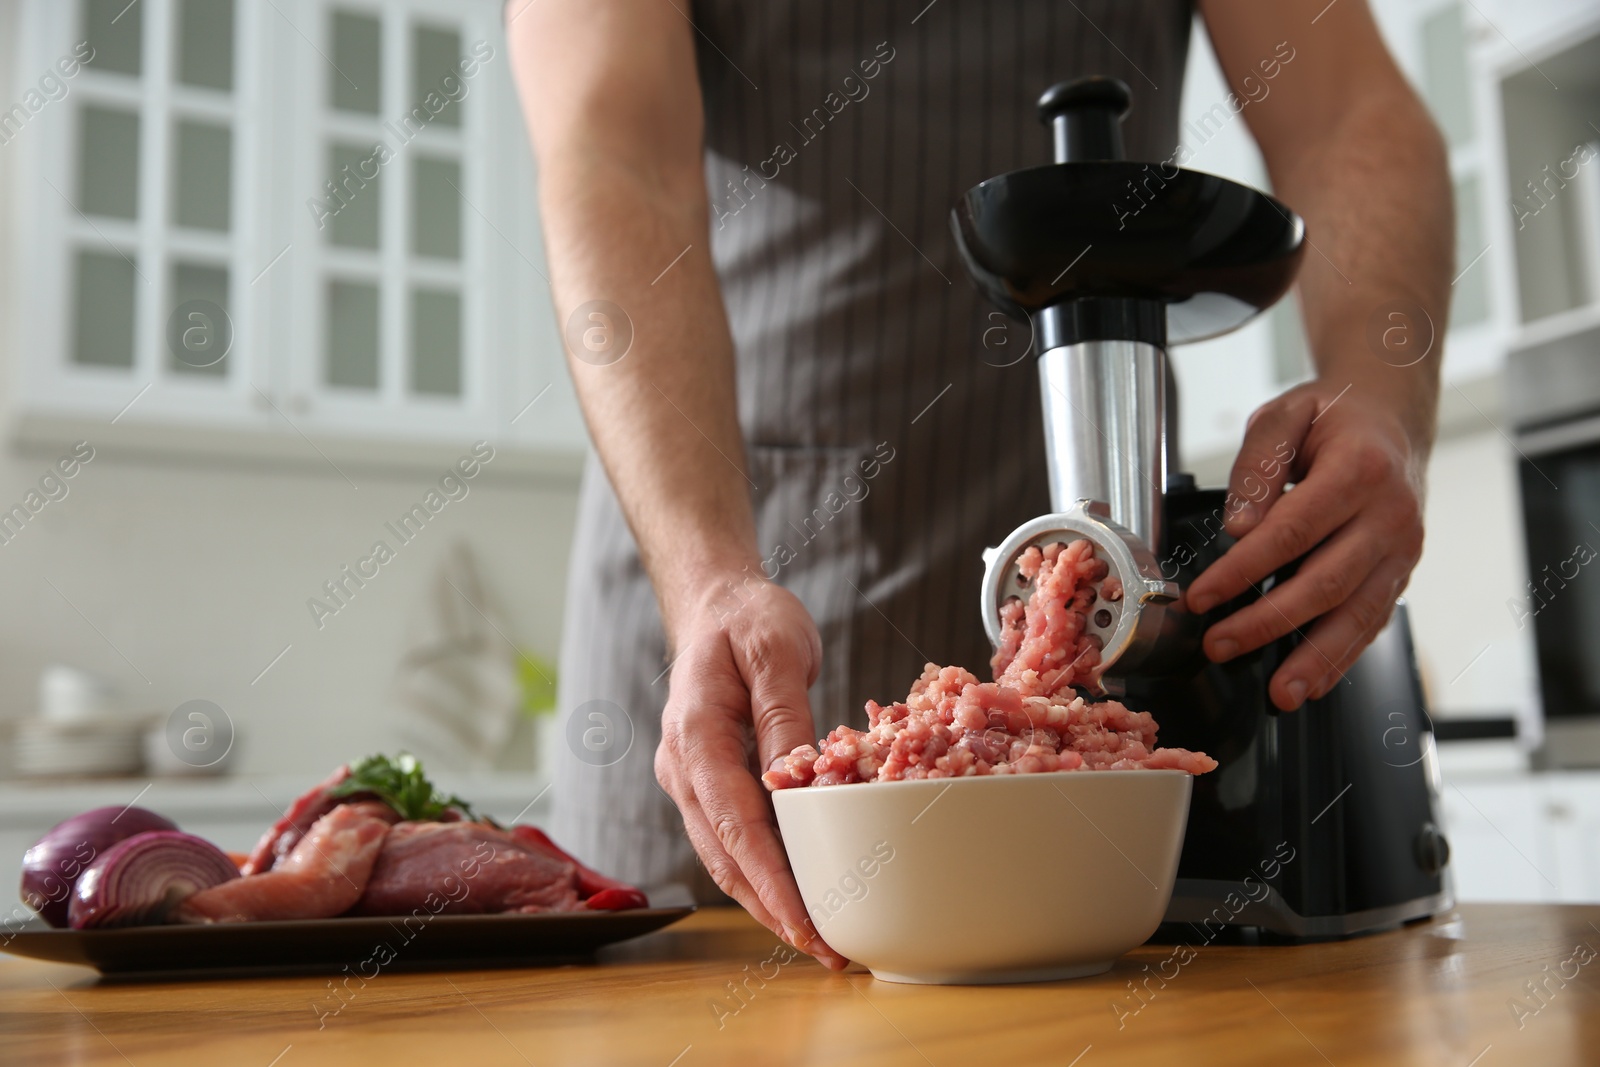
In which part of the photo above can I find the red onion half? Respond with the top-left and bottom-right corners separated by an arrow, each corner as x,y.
69,831 -> 239,929
21,807 -> 179,928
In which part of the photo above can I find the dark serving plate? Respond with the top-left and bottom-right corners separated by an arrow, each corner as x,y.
0,907 -> 695,978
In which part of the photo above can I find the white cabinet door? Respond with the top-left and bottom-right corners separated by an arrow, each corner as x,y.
1542,774 -> 1600,903
1440,778 -> 1560,901
13,0 -> 579,450
18,0 -> 274,429
283,0 -> 508,444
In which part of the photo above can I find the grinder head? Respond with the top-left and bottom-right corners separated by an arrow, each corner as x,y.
982,501 -> 1180,688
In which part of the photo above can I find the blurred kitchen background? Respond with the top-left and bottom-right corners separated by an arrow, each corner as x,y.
0,0 -> 1596,905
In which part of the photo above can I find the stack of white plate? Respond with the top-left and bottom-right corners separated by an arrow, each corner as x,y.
12,718 -> 145,777
9,666 -> 145,778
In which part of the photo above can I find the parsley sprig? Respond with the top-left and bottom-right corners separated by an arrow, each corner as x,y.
330,753 -> 479,822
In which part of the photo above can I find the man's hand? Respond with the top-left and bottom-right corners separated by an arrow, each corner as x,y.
1185,381 -> 1427,710
655,577 -> 849,970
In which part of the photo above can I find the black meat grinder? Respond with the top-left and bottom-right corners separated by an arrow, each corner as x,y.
952,78 -> 1452,940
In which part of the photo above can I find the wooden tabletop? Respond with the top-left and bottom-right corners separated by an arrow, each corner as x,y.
4,903 -> 1598,1066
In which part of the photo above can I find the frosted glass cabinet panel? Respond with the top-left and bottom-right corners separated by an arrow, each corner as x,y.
169,263 -> 231,377
410,288 -> 460,396
325,280 -> 380,390
411,156 -> 461,260
77,106 -> 139,218
71,252 -> 137,368
172,120 -> 232,231
412,25 -> 463,128
325,142 -> 381,249
329,10 -> 381,115
176,0 -> 235,91
83,0 -> 142,76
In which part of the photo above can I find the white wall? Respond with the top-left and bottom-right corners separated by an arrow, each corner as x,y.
0,443 -> 581,776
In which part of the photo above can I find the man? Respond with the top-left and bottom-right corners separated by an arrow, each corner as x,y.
508,0 -> 1448,969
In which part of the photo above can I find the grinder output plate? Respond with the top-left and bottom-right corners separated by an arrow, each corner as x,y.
981,501 -> 1180,684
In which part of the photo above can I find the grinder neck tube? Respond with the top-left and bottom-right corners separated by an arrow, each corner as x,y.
1037,338 -> 1169,554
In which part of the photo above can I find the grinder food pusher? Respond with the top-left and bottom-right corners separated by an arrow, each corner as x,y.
952,77 -> 1452,939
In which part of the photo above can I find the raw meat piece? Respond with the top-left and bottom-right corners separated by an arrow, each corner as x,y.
349,822 -> 648,916
243,762 -> 650,916
349,821 -> 584,916
242,765 -> 468,875
175,804 -> 392,923
508,826 -> 650,911
241,767 -> 362,876
763,540 -> 1215,789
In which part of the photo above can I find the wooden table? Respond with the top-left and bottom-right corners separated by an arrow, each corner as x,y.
4,903 -> 1598,1066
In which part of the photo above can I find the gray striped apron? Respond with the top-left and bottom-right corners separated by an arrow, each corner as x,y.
553,0 -> 1193,899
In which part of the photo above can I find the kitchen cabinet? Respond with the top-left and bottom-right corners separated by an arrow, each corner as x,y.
1441,769 -> 1600,903
9,0 -> 585,455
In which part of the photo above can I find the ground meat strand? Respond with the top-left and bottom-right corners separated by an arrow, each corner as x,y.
763,539 -> 1216,789
991,540 -> 1107,695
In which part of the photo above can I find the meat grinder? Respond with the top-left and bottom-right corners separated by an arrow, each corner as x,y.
952,77 -> 1452,940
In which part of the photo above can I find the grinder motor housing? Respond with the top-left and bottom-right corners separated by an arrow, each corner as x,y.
952,77 -> 1451,939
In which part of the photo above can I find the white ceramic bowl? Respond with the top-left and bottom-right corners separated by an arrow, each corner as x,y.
772,770 -> 1192,984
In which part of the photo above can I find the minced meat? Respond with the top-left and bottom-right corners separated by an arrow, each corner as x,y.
763,540 -> 1215,789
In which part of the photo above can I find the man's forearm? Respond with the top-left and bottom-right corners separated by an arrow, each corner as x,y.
1265,75 -> 1452,453
1202,0 -> 1453,456
508,1 -> 757,648
539,156 -> 760,644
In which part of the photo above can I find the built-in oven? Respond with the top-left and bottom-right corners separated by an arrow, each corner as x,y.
1508,318 -> 1600,768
